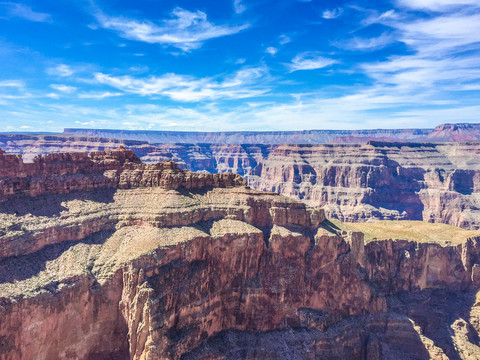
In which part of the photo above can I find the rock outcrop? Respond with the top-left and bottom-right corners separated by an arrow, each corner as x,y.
1,148 -> 480,359
0,147 -> 244,203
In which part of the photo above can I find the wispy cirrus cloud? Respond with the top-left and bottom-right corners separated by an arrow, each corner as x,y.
94,7 -> 250,51
278,34 -> 291,45
289,52 -> 337,72
47,64 -> 74,77
335,33 -> 394,51
50,84 -> 77,93
93,66 -> 269,102
0,2 -> 51,22
322,8 -> 343,19
78,91 -> 123,99
265,47 -> 278,55
233,0 -> 246,14
0,80 -> 24,87
361,10 -> 480,92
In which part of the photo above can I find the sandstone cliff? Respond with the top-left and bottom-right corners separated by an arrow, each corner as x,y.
1,149 -> 480,359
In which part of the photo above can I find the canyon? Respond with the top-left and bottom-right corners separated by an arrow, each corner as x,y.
1,147 -> 480,359
3,132 -> 480,229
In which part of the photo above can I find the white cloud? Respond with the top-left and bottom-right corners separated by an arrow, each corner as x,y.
359,11 -> 480,92
95,7 -> 250,51
0,2 -> 51,22
50,84 -> 77,93
93,66 -> 269,102
336,33 -> 394,51
233,0 -> 246,14
278,34 -> 291,45
322,8 -> 343,19
361,9 -> 399,26
398,13 -> 480,55
289,52 -> 337,72
265,46 -> 278,55
78,91 -> 123,99
0,80 -> 24,87
47,64 -> 74,77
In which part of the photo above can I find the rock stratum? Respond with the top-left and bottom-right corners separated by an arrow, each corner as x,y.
1,148 -> 480,359
247,142 -> 480,229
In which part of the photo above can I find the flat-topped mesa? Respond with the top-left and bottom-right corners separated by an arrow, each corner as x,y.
0,147 -> 246,202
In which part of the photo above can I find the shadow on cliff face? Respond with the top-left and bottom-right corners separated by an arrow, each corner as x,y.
179,314 -> 434,360
0,230 -> 112,284
178,290 -> 479,359
176,186 -> 216,198
449,170 -> 475,195
0,189 -> 117,217
320,219 -> 341,235
362,164 -> 426,220
387,289 -> 479,360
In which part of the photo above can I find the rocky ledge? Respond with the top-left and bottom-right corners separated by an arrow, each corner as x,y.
1,149 -> 480,359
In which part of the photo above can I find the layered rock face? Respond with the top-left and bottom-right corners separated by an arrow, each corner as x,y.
4,138 -> 480,229
247,142 -> 480,229
0,147 -> 244,203
1,149 -> 480,359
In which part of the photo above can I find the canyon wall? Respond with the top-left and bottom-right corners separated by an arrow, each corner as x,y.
247,142 -> 480,229
1,148 -> 480,359
3,136 -> 480,229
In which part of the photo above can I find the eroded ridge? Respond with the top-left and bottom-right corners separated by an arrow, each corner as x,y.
0,147 -> 245,202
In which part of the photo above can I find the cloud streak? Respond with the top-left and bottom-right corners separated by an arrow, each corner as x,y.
322,8 -> 343,19
95,7 -> 250,51
50,84 -> 77,93
0,3 -> 51,22
47,65 -> 74,77
289,52 -> 337,72
93,67 -> 269,101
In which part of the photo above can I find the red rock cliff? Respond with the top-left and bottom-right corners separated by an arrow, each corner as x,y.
0,147 -> 245,202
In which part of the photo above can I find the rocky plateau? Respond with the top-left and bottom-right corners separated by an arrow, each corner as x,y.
1,148 -> 480,359
63,123 -> 480,144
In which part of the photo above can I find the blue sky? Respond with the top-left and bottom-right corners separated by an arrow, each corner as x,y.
0,0 -> 480,131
